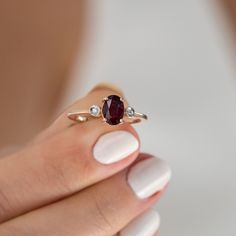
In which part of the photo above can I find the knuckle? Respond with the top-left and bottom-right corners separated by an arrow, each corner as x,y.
40,120 -> 137,196
90,192 -> 115,234
0,189 -> 13,222
42,135 -> 92,193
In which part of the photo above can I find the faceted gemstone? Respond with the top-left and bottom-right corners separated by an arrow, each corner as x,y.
102,95 -> 124,125
89,105 -> 101,117
126,106 -> 135,118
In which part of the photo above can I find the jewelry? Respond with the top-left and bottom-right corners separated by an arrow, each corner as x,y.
67,95 -> 148,125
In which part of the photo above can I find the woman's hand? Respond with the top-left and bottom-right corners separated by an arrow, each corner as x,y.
0,85 -> 171,236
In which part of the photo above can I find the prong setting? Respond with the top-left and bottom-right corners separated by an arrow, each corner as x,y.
102,95 -> 125,125
89,105 -> 101,117
102,97 -> 108,102
126,106 -> 135,118
119,119 -> 124,124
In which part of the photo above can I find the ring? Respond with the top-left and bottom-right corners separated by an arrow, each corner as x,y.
67,94 -> 148,125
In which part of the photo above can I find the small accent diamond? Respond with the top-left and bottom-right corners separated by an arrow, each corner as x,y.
89,105 -> 101,117
126,106 -> 135,118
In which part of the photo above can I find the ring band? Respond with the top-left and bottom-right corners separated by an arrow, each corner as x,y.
67,94 -> 148,125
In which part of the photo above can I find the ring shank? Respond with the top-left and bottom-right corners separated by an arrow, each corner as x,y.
67,110 -> 148,124
67,111 -> 99,123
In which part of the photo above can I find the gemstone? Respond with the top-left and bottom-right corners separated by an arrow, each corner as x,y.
102,95 -> 124,125
89,105 -> 101,117
126,106 -> 135,117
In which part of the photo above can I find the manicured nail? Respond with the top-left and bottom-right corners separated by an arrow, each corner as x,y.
120,209 -> 160,236
93,131 -> 139,164
128,157 -> 171,199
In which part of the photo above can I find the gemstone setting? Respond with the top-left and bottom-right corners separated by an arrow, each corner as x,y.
102,95 -> 124,125
126,106 -> 135,118
89,105 -> 101,117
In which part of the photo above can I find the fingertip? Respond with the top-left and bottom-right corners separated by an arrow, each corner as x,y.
127,156 -> 171,199
120,209 -> 160,236
93,130 -> 139,165
89,82 -> 124,96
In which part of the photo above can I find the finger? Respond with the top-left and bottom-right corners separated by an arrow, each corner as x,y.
0,86 -> 139,222
0,156 -> 170,236
119,209 -> 160,236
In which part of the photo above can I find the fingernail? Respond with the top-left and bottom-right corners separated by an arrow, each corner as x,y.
93,131 -> 139,164
120,209 -> 160,236
128,157 -> 171,199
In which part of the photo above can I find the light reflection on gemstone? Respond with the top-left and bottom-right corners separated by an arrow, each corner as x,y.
126,106 -> 135,118
102,95 -> 124,125
89,105 -> 101,117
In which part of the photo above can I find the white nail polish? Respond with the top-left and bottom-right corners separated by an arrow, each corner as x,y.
93,131 -> 139,164
120,209 -> 160,236
128,157 -> 171,199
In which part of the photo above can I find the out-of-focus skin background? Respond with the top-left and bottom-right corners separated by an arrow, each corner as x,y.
0,1 -> 87,148
1,1 -> 236,235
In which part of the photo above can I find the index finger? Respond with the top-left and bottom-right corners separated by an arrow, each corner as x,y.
0,85 -> 139,222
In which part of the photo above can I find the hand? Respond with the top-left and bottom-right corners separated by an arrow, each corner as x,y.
0,85 -> 171,236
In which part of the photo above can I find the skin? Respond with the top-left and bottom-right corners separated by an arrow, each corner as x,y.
0,85 -> 163,235
0,0 -> 86,148
0,1 -> 176,234
0,0 -> 234,235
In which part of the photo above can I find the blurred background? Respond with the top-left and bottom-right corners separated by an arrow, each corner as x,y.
64,1 -> 236,235
1,0 -> 236,235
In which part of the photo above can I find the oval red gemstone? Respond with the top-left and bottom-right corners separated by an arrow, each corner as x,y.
102,95 -> 124,125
